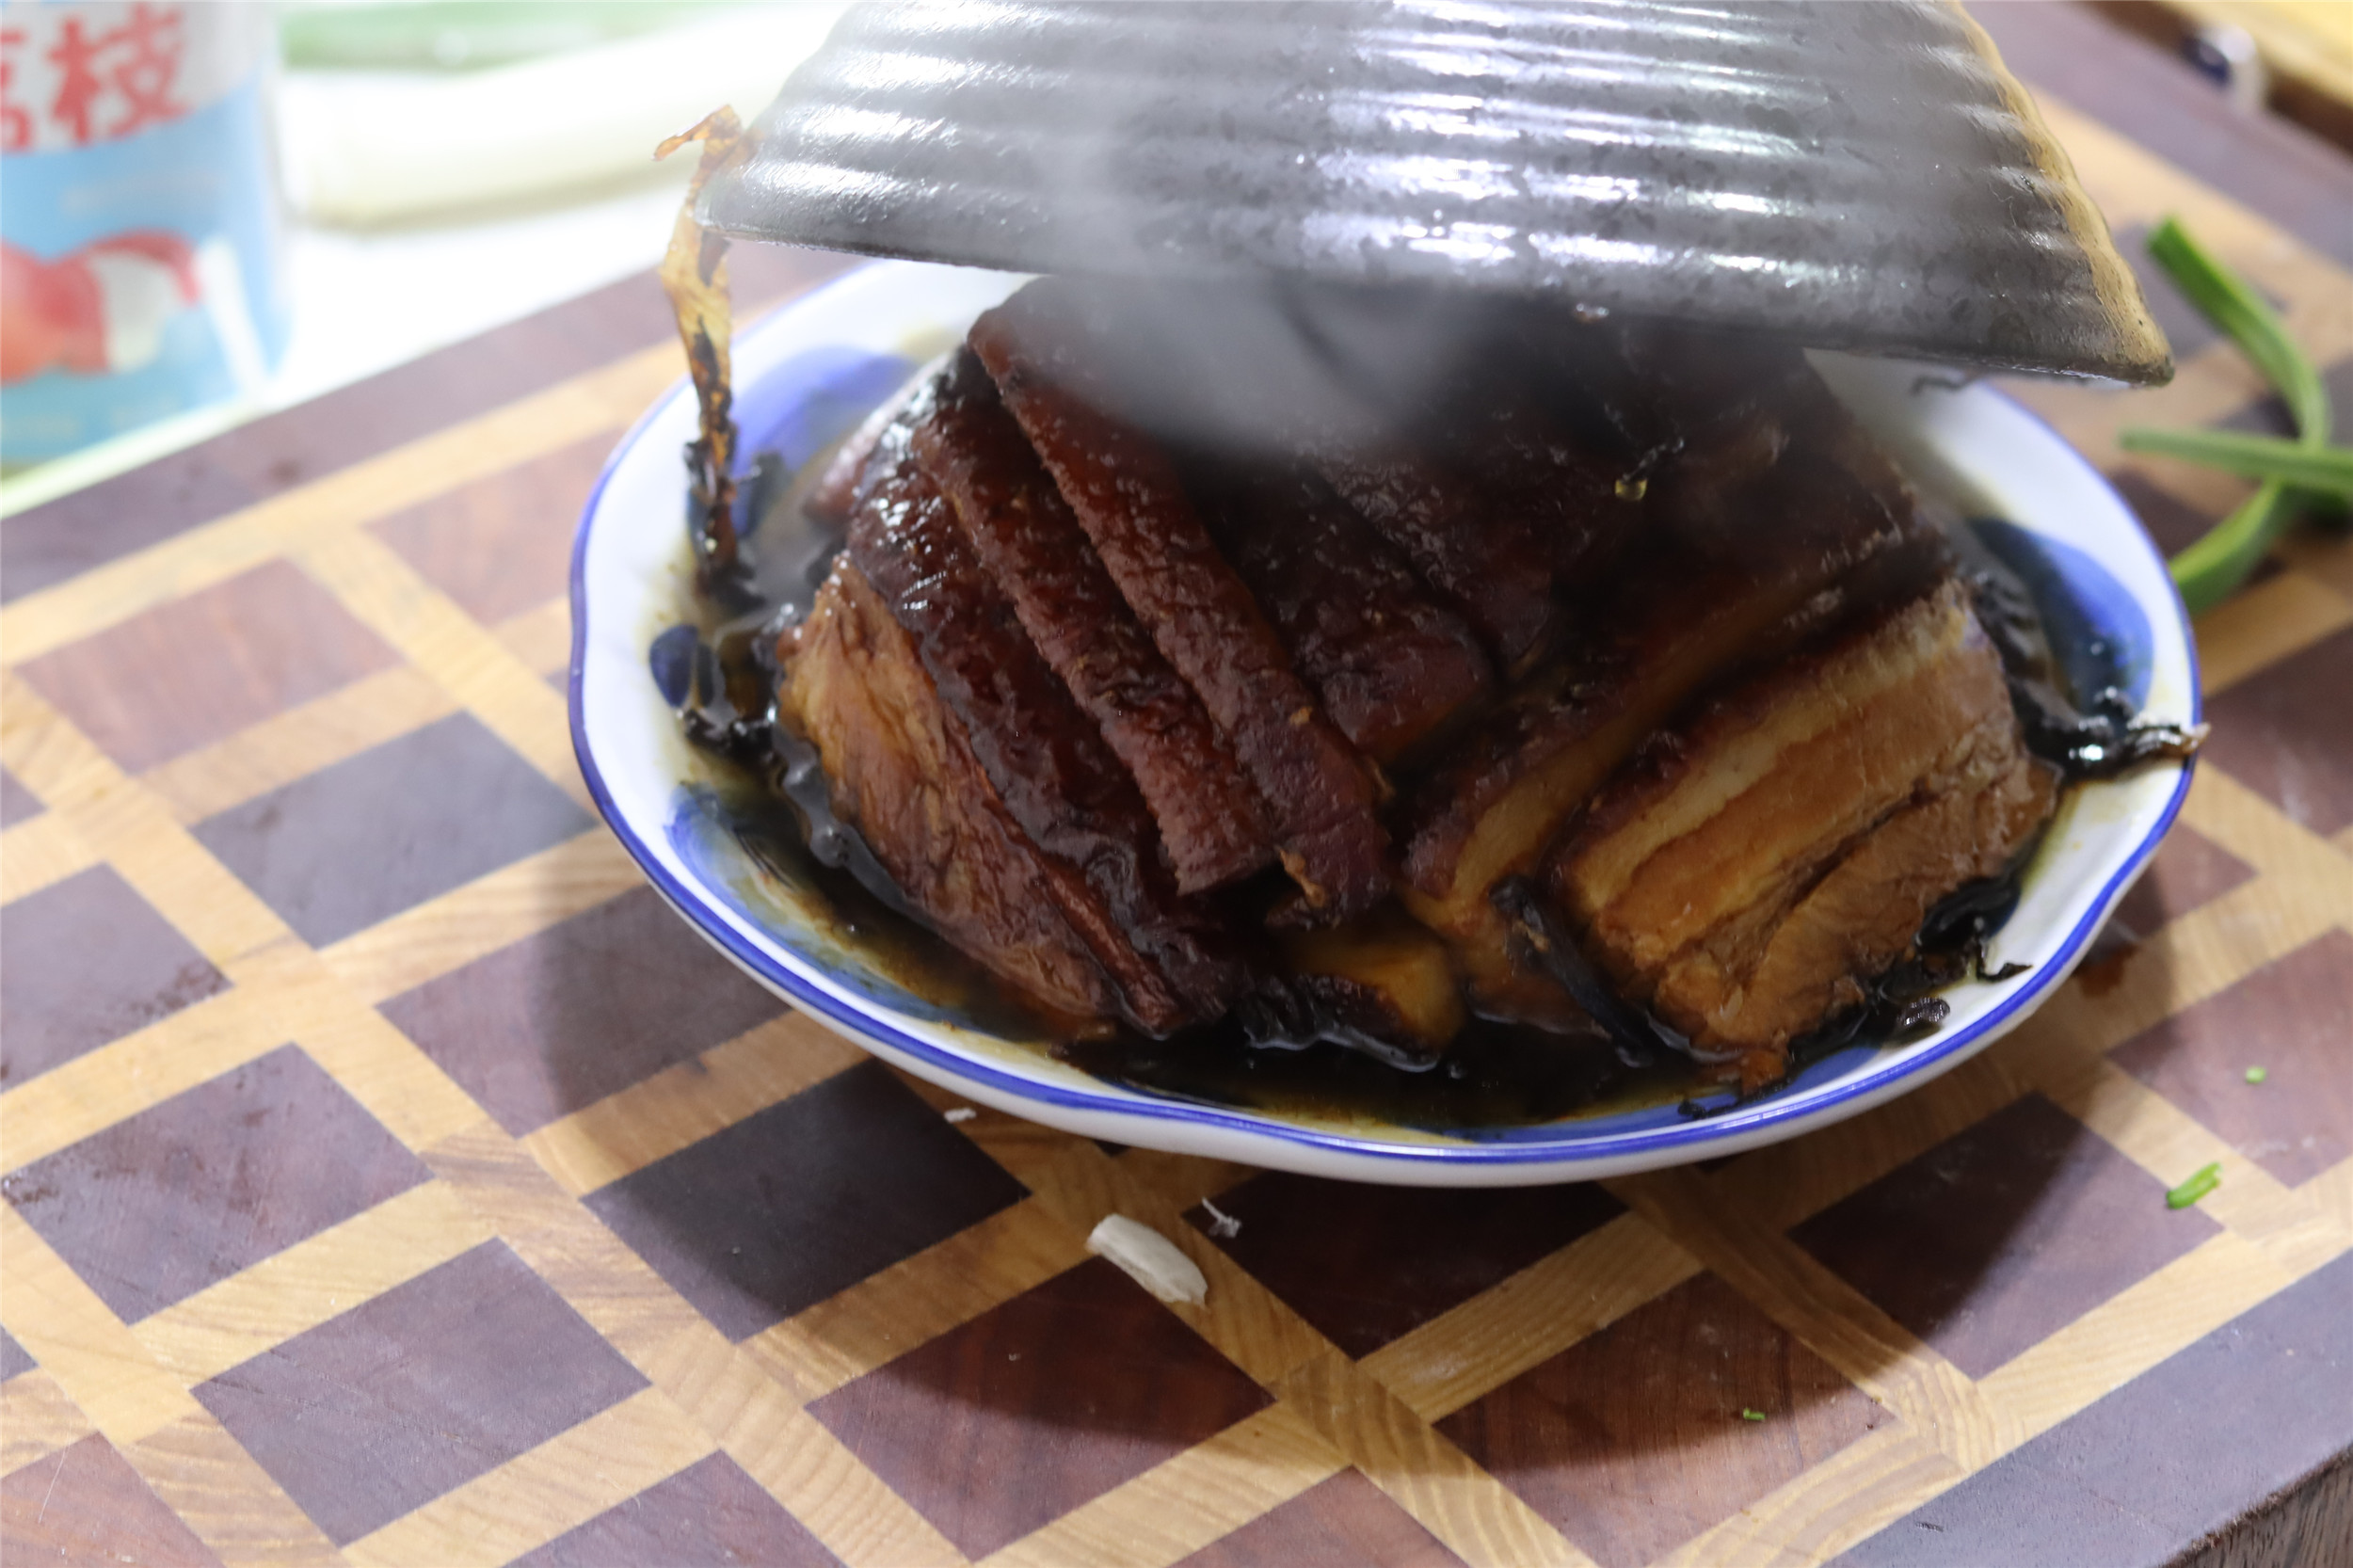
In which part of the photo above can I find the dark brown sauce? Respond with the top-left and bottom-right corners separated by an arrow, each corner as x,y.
673,423 -> 2178,1129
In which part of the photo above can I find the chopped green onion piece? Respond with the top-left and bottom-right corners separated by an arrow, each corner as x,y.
2170,484 -> 2297,616
2118,428 -> 2353,501
2166,1162 -> 2222,1208
2143,218 -> 2335,615
2245,1066 -> 2268,1084
1740,1408 -> 1767,1422
2147,220 -> 2330,439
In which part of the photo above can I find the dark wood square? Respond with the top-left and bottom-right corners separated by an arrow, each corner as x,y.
378,886 -> 784,1135
0,1434 -> 223,1567
2105,824 -> 2254,943
1792,1094 -> 2218,1378
584,1060 -> 1028,1340
1,1045 -> 428,1323
1178,1468 -> 1464,1568
190,712 -> 593,947
2215,355 -> 2353,440
194,1240 -> 647,1545
0,768 -> 40,827
1836,1253 -> 2353,1568
2105,471 -> 2219,561
2199,624 -> 2353,838
2111,930 -> 2353,1186
16,561 -> 401,774
1187,1176 -> 1623,1358
512,1452 -> 840,1568
369,436 -> 608,625
0,1327 -> 34,1382
809,1256 -> 1271,1560
1438,1272 -> 1885,1568
0,865 -> 228,1087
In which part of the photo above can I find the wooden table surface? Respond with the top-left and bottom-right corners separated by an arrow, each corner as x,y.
4,8 -> 2349,1566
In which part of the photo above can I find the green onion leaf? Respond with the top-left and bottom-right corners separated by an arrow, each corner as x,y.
2245,1066 -> 2268,1084
2118,428 -> 2353,501
1740,1408 -> 1767,1422
2143,218 -> 2335,615
2166,1161 -> 2222,1208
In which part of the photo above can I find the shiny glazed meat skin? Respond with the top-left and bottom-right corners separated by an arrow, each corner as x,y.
972,284 -> 1390,920
1191,460 -> 1494,766
846,400 -> 1245,1034
779,560 -> 1122,1024
912,351 -> 1276,892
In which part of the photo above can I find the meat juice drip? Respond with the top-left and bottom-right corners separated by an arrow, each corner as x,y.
1060,1013 -> 1682,1129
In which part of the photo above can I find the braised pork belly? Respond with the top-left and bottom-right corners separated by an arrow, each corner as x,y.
767,278 -> 2065,1093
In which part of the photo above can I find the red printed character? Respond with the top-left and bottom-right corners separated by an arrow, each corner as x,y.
43,16 -> 104,145
42,5 -> 184,147
104,4 -> 185,138
1,26 -> 30,152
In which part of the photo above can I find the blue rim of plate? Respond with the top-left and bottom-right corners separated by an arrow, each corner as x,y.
569,266 -> 2201,1172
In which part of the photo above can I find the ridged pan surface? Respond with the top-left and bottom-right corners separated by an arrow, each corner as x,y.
701,0 -> 2169,383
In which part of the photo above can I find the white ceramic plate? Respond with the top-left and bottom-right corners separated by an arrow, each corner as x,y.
570,259 -> 2197,1187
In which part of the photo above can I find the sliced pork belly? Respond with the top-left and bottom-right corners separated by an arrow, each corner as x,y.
1399,462 -> 1945,1014
1312,443 -> 1564,677
971,282 -> 1390,921
843,402 -> 1245,1034
780,560 -> 1121,1025
1553,578 -> 2057,1086
913,350 -> 1275,892
1190,460 -> 1494,766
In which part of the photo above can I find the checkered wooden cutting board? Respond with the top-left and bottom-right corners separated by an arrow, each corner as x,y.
4,79 -> 2350,1568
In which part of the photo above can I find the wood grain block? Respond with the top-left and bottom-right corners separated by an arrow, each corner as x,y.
2198,625 -> 2353,837
0,1434 -> 222,1567
0,769 -> 41,827
0,1329 -> 34,1384
1791,1094 -> 2219,1378
378,885 -> 786,1136
2104,824 -> 2256,944
193,1241 -> 647,1544
1187,1175 -> 1623,1359
810,1256 -> 1272,1560
0,866 -> 228,1087
583,1060 -> 1029,1340
2110,929 -> 2353,1185
2105,469 -> 2223,559
190,712 -> 593,946
1835,1253 -> 2353,1566
1177,1467 -> 1465,1568
369,436 -> 611,625
16,561 -> 401,774
1437,1271 -> 1888,1568
1,1045 -> 428,1325
512,1452 -> 842,1568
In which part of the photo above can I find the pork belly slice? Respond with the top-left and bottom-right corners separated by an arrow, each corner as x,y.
1255,912 -> 1467,1064
1554,579 -> 2057,1085
971,282 -> 1389,921
843,415 -> 1246,1034
781,560 -> 1122,1025
1312,444 -> 1563,677
912,351 -> 1276,892
1447,398 -> 1643,586
1191,461 -> 1494,766
1399,479 -> 1939,975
